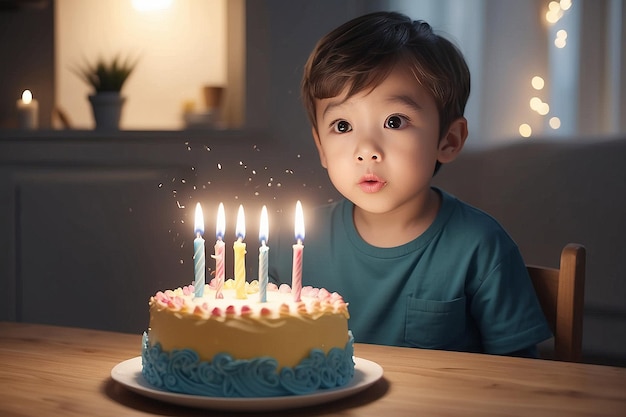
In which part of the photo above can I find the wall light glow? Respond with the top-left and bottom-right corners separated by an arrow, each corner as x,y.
132,0 -> 173,12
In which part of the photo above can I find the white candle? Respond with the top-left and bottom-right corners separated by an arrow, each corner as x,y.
213,202 -> 225,299
193,203 -> 206,298
258,205 -> 269,303
292,200 -> 305,302
233,204 -> 247,299
17,90 -> 39,130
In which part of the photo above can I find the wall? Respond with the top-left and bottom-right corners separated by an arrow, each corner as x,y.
55,0 -> 227,130
0,2 -> 54,129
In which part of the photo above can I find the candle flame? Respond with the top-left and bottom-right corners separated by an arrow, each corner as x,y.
21,90 -> 33,104
194,202 -> 204,236
259,205 -> 269,243
216,202 -> 225,240
236,204 -> 245,240
294,200 -> 305,242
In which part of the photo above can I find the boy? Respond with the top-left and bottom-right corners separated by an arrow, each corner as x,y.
272,11 -> 551,357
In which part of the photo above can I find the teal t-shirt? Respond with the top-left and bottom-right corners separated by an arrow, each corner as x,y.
269,188 -> 552,355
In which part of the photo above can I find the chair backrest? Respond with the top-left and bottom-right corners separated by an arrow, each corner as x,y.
527,243 -> 586,362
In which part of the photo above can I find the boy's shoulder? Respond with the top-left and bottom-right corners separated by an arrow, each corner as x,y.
438,188 -> 517,247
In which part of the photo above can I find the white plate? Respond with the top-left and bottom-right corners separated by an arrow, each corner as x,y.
111,356 -> 383,411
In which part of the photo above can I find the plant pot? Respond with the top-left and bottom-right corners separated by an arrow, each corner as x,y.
88,92 -> 126,130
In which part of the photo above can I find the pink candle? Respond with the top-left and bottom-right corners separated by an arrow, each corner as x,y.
213,202 -> 225,299
292,200 -> 305,302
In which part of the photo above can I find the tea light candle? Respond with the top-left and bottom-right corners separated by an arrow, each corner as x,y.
17,90 -> 39,130
193,203 -> 206,298
292,200 -> 305,302
233,205 -> 247,299
213,202 -> 226,299
258,205 -> 269,303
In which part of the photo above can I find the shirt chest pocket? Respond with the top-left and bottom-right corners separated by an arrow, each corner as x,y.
405,296 -> 466,349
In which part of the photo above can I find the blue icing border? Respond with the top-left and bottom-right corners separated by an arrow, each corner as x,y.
141,331 -> 355,397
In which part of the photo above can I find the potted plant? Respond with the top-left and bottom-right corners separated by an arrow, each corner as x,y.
73,55 -> 138,130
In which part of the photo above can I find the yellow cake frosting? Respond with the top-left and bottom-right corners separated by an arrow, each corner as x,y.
146,280 -> 351,370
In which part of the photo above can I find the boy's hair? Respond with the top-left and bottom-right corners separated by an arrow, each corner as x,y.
301,11 -> 471,172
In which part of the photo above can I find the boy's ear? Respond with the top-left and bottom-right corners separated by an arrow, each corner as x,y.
312,127 -> 328,168
437,117 -> 468,164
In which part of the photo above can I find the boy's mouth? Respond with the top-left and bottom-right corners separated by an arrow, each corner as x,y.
358,174 -> 386,193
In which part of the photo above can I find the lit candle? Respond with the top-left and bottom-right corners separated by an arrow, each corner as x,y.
193,202 -> 206,298
16,90 -> 39,130
213,202 -> 226,299
292,200 -> 305,302
233,204 -> 247,299
258,205 -> 269,303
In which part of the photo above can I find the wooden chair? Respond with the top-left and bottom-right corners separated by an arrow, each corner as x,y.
527,243 -> 586,362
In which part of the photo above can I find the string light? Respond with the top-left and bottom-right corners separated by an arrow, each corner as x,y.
519,124 -> 532,138
555,29 -> 568,48
549,117 -> 561,129
531,76 -> 545,90
519,1 -> 572,138
530,96 -> 542,111
537,102 -> 550,116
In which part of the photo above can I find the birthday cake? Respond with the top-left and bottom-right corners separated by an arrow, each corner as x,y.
141,279 -> 355,397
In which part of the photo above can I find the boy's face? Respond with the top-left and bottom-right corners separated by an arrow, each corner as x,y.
312,67 -> 465,215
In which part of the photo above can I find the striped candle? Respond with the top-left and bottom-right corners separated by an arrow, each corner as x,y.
292,200 -> 304,302
193,203 -> 205,298
214,202 -> 225,299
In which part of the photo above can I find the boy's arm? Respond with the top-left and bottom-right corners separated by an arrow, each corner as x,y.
471,246 -> 552,356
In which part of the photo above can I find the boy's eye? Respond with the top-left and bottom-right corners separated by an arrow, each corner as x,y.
333,120 -> 352,133
385,115 -> 406,129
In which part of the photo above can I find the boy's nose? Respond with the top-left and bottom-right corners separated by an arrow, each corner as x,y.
356,149 -> 382,162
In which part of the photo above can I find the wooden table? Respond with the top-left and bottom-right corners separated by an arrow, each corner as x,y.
1,322 -> 625,416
